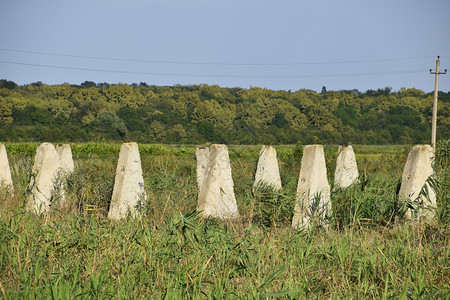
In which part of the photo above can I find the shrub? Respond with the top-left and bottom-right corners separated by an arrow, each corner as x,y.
330,176 -> 404,229
65,159 -> 115,215
251,183 -> 295,228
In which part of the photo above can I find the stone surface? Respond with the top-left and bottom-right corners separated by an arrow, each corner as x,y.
197,144 -> 239,219
108,143 -> 147,220
56,144 -> 75,174
334,145 -> 359,188
399,145 -> 436,219
55,144 -> 75,206
196,147 -> 210,190
27,143 -> 60,214
0,144 -> 14,194
292,145 -> 331,229
253,145 -> 282,191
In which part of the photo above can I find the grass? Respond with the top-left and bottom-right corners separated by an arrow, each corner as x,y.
0,142 -> 449,298
1,210 -> 448,298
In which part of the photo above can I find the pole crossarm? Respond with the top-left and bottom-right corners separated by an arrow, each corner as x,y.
429,70 -> 447,74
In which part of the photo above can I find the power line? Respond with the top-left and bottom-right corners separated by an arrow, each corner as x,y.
0,47 -> 434,66
0,59 -> 426,79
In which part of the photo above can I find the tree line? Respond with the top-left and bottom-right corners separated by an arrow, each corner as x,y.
0,79 -> 449,144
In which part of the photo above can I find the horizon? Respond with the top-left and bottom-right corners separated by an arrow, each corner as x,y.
1,78 -> 446,95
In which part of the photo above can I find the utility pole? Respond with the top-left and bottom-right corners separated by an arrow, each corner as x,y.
429,56 -> 447,150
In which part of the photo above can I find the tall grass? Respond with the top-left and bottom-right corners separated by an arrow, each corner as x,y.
432,139 -> 450,224
1,209 -> 448,298
0,142 -> 448,298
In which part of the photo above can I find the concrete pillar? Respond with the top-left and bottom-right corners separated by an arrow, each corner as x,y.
334,145 -> 359,188
0,144 -> 14,195
253,145 -> 282,191
196,147 -> 210,190
27,143 -> 60,214
197,144 -> 239,219
55,144 -> 75,206
399,145 -> 436,219
56,144 -> 74,174
292,145 -> 331,229
108,143 -> 147,220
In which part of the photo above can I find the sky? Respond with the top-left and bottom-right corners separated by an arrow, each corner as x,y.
1,0 -> 449,93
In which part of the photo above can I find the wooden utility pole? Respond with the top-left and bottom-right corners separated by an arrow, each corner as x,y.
429,56 -> 447,150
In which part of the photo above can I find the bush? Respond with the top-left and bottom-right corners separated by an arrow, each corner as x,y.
252,183 -> 295,228
65,159 -> 115,215
330,177 -> 404,229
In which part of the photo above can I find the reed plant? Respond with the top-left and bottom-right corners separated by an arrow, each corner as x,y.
0,142 -> 448,298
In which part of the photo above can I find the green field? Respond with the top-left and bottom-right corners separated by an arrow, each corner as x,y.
0,142 -> 449,298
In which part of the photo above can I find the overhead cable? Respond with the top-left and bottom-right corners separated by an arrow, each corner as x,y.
0,47 -> 434,66
0,59 -> 426,78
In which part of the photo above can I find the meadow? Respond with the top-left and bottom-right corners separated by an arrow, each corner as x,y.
0,142 -> 449,299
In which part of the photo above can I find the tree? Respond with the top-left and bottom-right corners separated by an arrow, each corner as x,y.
192,100 -> 235,129
0,81 -> 445,145
80,81 -> 96,88
0,101 -> 13,125
0,79 -> 17,90
386,106 -> 421,127
306,105 -> 342,130
197,122 -> 217,141
90,111 -> 127,138
334,102 -> 359,128
117,106 -> 147,132
172,124 -> 187,141
273,112 -> 288,128
12,105 -> 53,125
149,121 -> 167,142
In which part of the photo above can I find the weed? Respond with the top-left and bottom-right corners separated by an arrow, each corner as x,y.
0,143 -> 448,298
252,182 -> 295,228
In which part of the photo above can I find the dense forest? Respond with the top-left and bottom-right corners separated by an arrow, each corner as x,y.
0,79 -> 449,144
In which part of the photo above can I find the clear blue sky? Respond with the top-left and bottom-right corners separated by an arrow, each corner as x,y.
1,0 -> 449,92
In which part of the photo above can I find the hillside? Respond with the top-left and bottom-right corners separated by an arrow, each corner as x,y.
1,80 -> 449,144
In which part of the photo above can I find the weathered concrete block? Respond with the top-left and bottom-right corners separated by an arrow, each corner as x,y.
334,145 -> 359,188
292,145 -> 331,229
27,143 -> 60,214
108,143 -> 147,220
55,144 -> 75,206
0,144 -> 14,194
196,147 -> 210,190
253,145 -> 282,191
197,144 -> 239,219
399,145 -> 436,219
56,144 -> 74,174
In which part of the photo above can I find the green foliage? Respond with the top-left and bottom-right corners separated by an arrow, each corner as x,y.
72,143 -> 121,156
333,102 -> 359,128
0,144 -> 449,298
0,79 -> 18,89
1,205 -> 448,298
197,121 -> 216,141
431,139 -> 450,224
90,111 -> 128,139
331,178 -> 403,229
65,158 -> 115,214
5,143 -> 38,155
1,82 -> 447,144
252,183 -> 295,228
116,106 -> 147,133
12,105 -> 53,126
